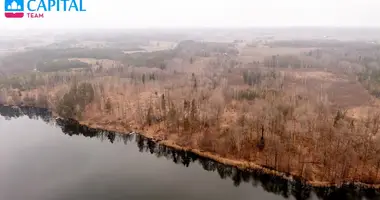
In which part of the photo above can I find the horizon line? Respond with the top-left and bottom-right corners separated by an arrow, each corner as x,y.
2,25 -> 380,31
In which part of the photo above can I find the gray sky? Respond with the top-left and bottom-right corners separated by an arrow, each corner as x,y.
1,0 -> 379,29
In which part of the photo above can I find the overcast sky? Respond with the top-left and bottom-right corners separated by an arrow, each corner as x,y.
0,0 -> 379,29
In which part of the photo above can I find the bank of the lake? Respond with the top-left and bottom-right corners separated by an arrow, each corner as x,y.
54,108 -> 380,189
2,105 -> 380,200
77,118 -> 380,189
3,104 -> 380,190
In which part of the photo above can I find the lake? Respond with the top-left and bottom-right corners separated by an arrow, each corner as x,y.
0,106 -> 379,200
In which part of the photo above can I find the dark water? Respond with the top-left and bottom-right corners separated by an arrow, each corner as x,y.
0,106 -> 379,200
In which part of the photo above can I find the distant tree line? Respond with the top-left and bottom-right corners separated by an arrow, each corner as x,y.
37,59 -> 91,72
0,48 -> 125,74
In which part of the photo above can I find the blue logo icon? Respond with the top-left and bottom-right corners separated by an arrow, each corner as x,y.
5,0 -> 24,11
4,0 -> 25,18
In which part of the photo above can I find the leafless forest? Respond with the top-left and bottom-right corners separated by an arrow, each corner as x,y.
2,28 -> 380,185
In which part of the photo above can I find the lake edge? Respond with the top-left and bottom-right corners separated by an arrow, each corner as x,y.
2,104 -> 380,190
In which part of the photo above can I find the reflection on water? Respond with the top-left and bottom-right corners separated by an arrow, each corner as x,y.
0,105 -> 379,200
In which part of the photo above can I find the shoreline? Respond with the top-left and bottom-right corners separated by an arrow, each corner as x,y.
2,104 -> 380,189
77,118 -> 380,189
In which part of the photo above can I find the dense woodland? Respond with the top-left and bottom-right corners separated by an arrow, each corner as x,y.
3,39 -> 380,185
